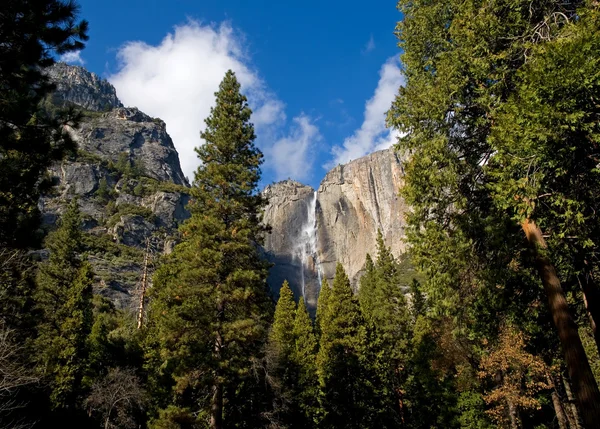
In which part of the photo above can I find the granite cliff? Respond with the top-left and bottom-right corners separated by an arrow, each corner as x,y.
41,63 -> 189,308
262,149 -> 409,310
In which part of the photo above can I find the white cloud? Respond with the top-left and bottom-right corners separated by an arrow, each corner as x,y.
108,20 -> 318,182
266,114 -> 322,182
328,57 -> 403,167
362,35 -> 376,54
60,50 -> 85,65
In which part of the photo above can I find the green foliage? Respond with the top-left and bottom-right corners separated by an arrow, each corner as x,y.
409,279 -> 426,321
106,204 -> 156,228
486,6 -> 600,309
387,0 -> 600,425
267,285 -> 319,428
316,263 -> 377,429
34,200 -> 94,409
149,405 -> 197,429
134,176 -> 190,197
133,181 -> 145,197
358,232 -> 411,426
82,231 -> 144,260
457,391 -> 493,429
147,70 -> 272,427
293,297 -> 319,425
94,177 -> 112,203
315,278 -> 331,338
0,249 -> 36,332
404,316 -> 461,429
270,281 -> 296,361
74,149 -> 105,165
0,0 -> 88,247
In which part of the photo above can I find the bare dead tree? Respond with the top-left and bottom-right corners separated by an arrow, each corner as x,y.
85,367 -> 147,429
0,324 -> 38,429
137,238 -> 152,329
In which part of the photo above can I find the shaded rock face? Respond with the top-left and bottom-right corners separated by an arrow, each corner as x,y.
262,181 -> 322,310
40,63 -> 190,310
262,149 -> 407,311
46,63 -> 123,112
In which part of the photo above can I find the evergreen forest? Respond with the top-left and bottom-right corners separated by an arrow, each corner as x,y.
1,0 -> 600,428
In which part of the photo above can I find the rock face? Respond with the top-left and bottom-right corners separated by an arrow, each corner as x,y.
262,181 -> 322,309
71,107 -> 188,185
317,149 -> 407,284
262,149 -> 408,310
46,63 -> 123,112
40,63 -> 190,309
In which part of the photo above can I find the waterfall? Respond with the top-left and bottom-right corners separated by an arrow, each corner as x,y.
295,191 -> 322,297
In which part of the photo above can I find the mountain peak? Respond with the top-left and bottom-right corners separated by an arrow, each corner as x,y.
46,62 -> 123,112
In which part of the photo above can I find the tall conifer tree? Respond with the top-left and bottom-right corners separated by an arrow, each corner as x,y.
293,297 -> 319,427
35,200 -> 94,409
315,278 -> 331,338
316,263 -> 376,429
0,0 -> 88,247
358,232 -> 410,425
270,281 -> 296,361
267,281 -> 298,426
148,70 -> 271,429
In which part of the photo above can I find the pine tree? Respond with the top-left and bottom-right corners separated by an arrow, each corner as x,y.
358,233 -> 410,426
293,297 -> 319,427
316,263 -> 376,429
0,0 -> 88,248
267,281 -> 298,426
315,278 -> 331,338
35,200 -> 94,409
358,254 -> 376,318
270,281 -> 296,362
148,70 -> 271,429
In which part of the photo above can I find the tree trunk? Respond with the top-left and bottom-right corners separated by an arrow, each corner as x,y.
563,375 -> 583,429
137,238 -> 151,329
522,219 -> 600,429
394,366 -> 406,424
507,398 -> 520,429
547,374 -> 568,429
210,377 -> 223,429
211,302 -> 224,429
579,268 -> 600,354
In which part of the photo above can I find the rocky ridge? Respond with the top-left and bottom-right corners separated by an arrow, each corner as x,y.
41,63 -> 190,308
46,62 -> 123,112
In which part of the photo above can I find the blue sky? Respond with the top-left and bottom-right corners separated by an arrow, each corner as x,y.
69,0 -> 404,188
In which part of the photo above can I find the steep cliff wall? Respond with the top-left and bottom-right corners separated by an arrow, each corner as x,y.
40,63 -> 190,308
317,149 -> 407,285
262,149 -> 408,310
262,181 -> 321,309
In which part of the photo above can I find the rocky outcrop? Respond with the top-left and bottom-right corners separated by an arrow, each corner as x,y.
262,181 -> 321,309
70,107 -> 188,185
316,149 -> 407,284
46,63 -> 123,112
39,63 -> 190,309
262,149 -> 408,311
